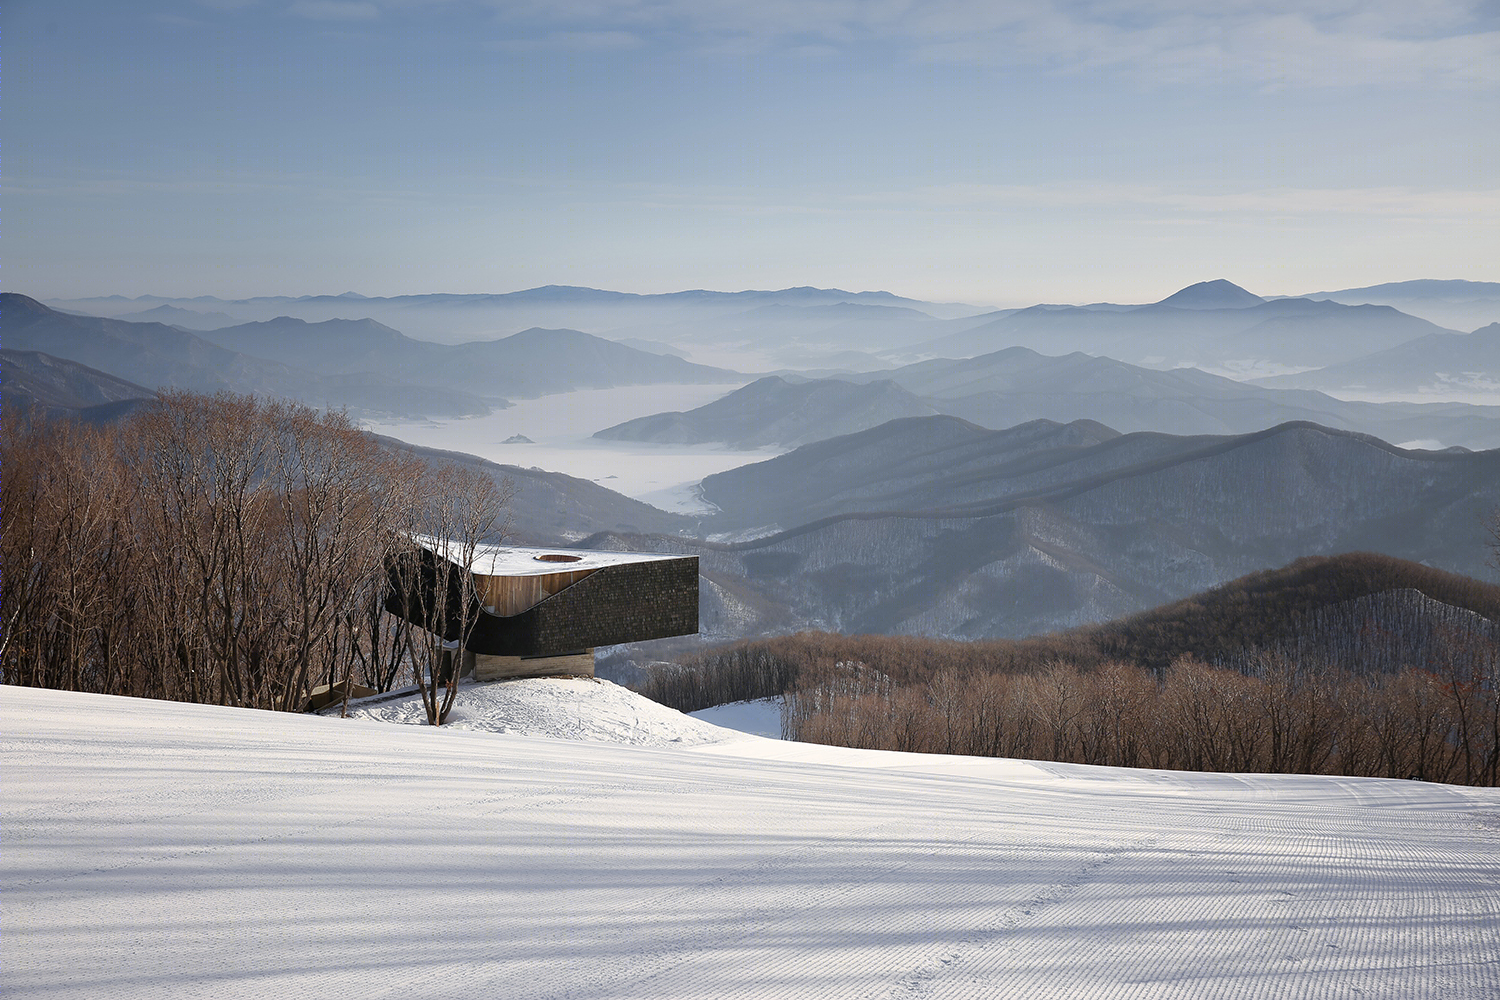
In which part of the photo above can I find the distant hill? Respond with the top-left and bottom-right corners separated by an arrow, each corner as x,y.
698,415 -> 1125,529
195,316 -> 739,400
5,294 -> 741,416
597,420 -> 1500,644
1081,552 -> 1500,672
1,349 -> 157,424
192,315 -> 420,373
1252,322 -> 1500,397
917,283 -> 1459,369
4,293 -> 314,397
612,337 -> 690,358
1292,279 -> 1500,332
117,304 -> 238,329
858,346 -> 1500,450
1304,279 -> 1500,299
593,375 -> 940,449
2,294 -> 492,420
368,435 -> 693,544
47,280 -> 1492,372
609,346 -> 1500,451
48,286 -> 990,349
655,553 -> 1500,711
431,328 -> 739,399
629,300 -> 945,348
1153,278 -> 1265,310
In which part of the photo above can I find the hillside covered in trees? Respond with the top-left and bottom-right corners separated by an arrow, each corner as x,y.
642,554 -> 1500,785
1,393 -> 512,723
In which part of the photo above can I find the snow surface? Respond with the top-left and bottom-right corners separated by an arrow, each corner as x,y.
6,682 -> 1500,999
688,697 -> 785,740
410,537 -> 686,577
339,676 -> 732,748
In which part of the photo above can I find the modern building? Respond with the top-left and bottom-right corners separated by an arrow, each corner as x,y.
385,538 -> 699,680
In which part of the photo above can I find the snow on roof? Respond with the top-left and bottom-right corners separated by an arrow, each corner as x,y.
411,534 -> 689,578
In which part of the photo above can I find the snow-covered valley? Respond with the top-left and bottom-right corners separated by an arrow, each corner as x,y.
5,682 -> 1498,998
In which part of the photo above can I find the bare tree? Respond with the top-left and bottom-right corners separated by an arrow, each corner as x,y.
263,402 -> 412,711
2,391 -> 473,714
389,462 -> 515,726
1489,505 -> 1500,575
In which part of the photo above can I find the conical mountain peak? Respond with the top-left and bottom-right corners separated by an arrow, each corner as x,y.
1154,279 -> 1265,310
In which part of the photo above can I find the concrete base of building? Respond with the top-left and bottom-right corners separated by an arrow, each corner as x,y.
467,648 -> 595,681
305,679 -> 378,711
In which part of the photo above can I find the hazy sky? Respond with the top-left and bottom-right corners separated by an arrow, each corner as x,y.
9,1 -> 1499,305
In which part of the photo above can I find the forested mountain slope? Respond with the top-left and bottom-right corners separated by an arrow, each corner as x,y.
1252,322 -> 1500,397
594,375 -> 940,448
3,294 -> 492,419
603,347 -> 1500,451
1,350 -> 156,423
919,291 -> 1459,368
195,317 -> 741,399
601,422 -> 1500,643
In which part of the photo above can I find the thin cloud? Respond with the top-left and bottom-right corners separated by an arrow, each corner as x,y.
288,1 -> 382,21
421,0 -> 1500,88
489,30 -> 643,51
846,181 -> 1500,219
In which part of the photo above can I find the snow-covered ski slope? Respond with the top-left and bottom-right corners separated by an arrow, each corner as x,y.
5,682 -> 1499,999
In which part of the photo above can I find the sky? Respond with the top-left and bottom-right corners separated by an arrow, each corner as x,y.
8,0 -> 1499,306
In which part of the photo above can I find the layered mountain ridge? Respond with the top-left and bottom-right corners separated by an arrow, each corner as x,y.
3,294 -> 740,418
589,418 -> 1499,645
596,347 -> 1500,451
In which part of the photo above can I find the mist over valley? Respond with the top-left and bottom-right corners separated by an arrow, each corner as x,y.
13,278 -> 1499,667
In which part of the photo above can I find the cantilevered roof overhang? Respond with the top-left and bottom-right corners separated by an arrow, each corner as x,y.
385,538 -> 699,658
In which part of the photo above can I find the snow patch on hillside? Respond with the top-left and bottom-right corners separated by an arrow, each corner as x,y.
688,696 -> 784,739
339,676 -> 739,748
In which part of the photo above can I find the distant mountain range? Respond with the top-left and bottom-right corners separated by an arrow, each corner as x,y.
916,282 -> 1461,371
1252,322 -> 1500,397
48,285 -> 988,349
1289,279 -> 1500,333
594,375 -> 941,449
116,303 -> 240,330
190,315 -> 739,400
368,435 -> 692,544
4,294 -> 496,418
665,552 -> 1499,689
596,347 -> 1500,451
590,419 -> 1500,644
1077,553 -> 1499,673
2,350 -> 158,424
1154,277 -> 1267,310
696,416 -> 1129,530
3,294 -> 742,418
47,279 -> 1500,378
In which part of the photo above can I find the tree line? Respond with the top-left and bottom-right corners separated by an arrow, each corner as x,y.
2,393 -> 511,723
1088,553 -> 1500,672
642,584 -> 1499,785
781,650 -> 1497,786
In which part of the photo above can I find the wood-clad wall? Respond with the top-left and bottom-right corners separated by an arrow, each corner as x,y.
469,649 -> 595,681
477,569 -> 598,617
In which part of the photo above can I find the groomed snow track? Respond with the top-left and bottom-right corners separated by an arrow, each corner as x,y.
4,684 -> 1498,999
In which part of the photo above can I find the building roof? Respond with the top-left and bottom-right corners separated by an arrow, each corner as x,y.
411,535 -> 689,579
